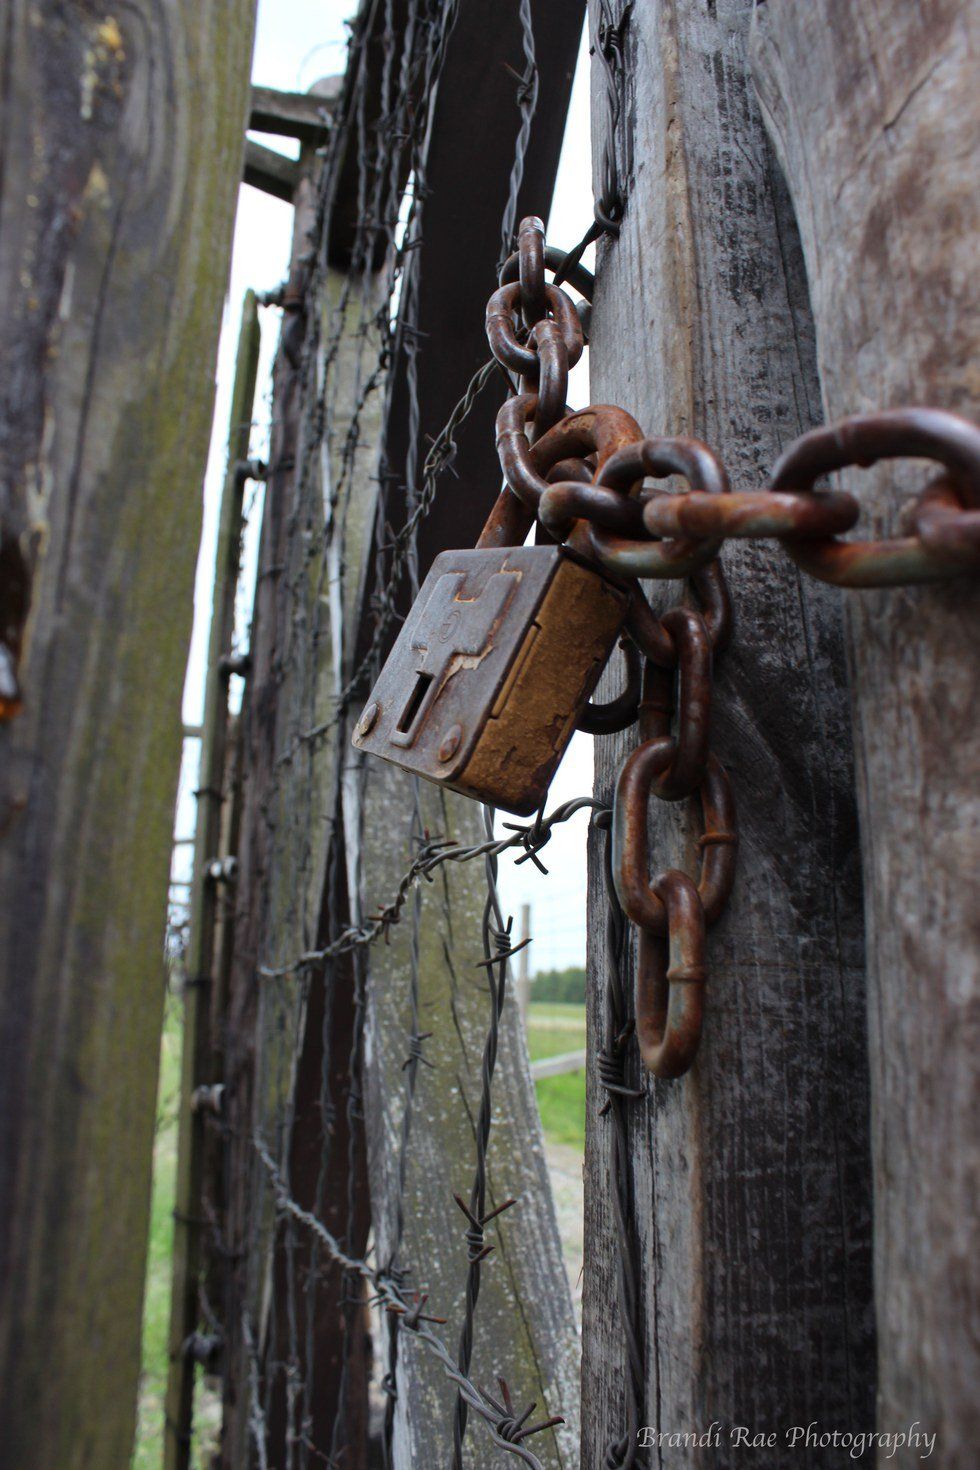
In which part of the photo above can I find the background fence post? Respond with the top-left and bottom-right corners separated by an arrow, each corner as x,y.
751,6 -> 980,1461
518,903 -> 532,1026
582,0 -> 874,1457
164,294 -> 261,1470
0,3 -> 256,1465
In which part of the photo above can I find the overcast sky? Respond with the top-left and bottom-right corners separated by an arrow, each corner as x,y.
178,2 -> 596,975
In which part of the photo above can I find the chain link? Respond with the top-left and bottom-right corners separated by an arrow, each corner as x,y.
485,225 -> 735,1089
484,214 -> 980,1090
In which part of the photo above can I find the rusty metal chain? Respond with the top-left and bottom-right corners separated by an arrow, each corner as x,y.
487,216 -> 980,1091
489,219 -> 737,1087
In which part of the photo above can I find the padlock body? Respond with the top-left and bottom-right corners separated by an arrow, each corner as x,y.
351,545 -> 628,814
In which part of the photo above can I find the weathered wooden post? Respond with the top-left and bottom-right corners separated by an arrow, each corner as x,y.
751,7 -> 980,1463
0,3 -> 256,1465
164,294 -> 262,1470
220,164 -> 336,1470
582,0 -> 874,1459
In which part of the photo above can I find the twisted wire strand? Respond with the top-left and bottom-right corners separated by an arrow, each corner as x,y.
243,1309 -> 272,1470
450,804 -> 520,1467
498,0 -> 540,269
240,3 -> 473,1459
256,796 -> 603,982
380,779 -> 428,1464
254,1139 -> 549,1469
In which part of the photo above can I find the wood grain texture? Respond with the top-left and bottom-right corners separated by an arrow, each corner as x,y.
220,189 -> 321,1468
582,1 -> 874,1462
750,6 -> 980,1463
345,759 -> 580,1468
0,4 -> 255,1465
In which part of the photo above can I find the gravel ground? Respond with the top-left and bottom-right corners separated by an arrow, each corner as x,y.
545,1140 -> 585,1327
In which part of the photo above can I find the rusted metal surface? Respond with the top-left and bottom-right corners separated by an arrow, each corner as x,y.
516,215 -> 547,325
643,486 -> 860,540
582,435 -> 731,579
485,225 -> 739,1081
486,282 -> 582,379
612,749 -> 736,937
634,875 -> 706,1080
768,406 -> 980,585
352,543 -> 628,815
576,638 -> 641,735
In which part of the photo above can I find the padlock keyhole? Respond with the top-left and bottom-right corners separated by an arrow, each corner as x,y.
397,670 -> 434,734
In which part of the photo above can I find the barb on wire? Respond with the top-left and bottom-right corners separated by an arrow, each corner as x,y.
256,796 -> 604,981
254,1138 -> 555,1470
451,806 -> 525,1469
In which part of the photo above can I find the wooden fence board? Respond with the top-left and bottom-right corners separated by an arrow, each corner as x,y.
581,2 -> 874,1460
751,6 -> 980,1461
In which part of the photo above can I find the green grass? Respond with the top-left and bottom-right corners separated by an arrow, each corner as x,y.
526,1000 -> 588,1027
526,1001 -> 586,1151
534,1071 -> 586,1149
525,1001 -> 586,1063
132,991 -> 182,1470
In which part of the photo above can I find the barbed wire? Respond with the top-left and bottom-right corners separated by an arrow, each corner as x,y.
205,3 -> 601,1465
450,804 -> 529,1466
255,1138 -> 556,1469
230,4 -> 475,1461
498,0 -> 540,269
256,796 -> 602,982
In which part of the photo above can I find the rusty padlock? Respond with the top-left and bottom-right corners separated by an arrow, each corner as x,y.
350,513 -> 629,816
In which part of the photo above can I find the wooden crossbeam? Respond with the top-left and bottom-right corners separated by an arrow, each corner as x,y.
249,80 -> 340,142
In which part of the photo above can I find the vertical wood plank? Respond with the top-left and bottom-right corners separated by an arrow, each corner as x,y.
164,295 -> 261,1470
582,1 -> 874,1460
344,761 -> 580,1468
222,186 -> 388,1466
221,178 -> 322,1468
0,5 -> 256,1465
751,6 -> 980,1461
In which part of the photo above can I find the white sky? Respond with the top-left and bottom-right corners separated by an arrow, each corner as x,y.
178,3 -> 595,975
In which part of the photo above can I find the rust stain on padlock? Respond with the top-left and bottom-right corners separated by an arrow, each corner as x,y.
352,543 -> 628,814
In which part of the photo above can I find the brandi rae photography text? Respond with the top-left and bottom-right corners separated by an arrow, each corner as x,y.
636,1423 -> 937,1459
